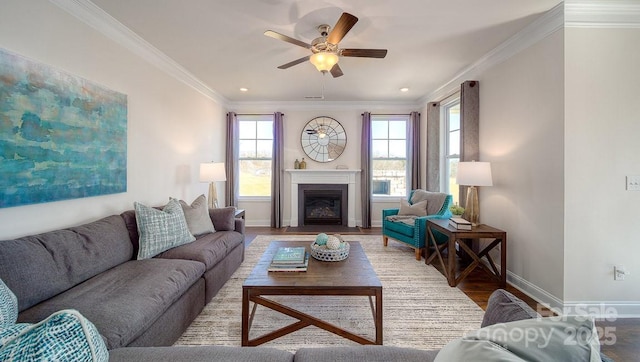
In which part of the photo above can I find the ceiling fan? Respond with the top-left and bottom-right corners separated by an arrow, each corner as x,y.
264,12 -> 387,78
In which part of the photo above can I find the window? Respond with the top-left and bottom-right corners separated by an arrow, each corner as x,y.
238,115 -> 273,197
371,115 -> 408,196
443,100 -> 461,204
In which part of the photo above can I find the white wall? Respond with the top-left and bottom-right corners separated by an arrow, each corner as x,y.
229,105 -> 417,226
0,0 -> 226,239
564,28 -> 640,307
478,30 -> 566,304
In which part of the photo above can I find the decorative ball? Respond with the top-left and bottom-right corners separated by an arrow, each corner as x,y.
315,233 -> 328,246
326,235 -> 341,250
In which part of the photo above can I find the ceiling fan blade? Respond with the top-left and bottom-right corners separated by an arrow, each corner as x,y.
264,30 -> 311,49
340,48 -> 388,58
327,12 -> 358,44
277,55 -> 310,69
330,64 -> 344,78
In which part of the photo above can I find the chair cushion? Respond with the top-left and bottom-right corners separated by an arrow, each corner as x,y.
0,310 -> 108,362
384,218 -> 415,238
17,259 -> 205,350
134,199 -> 195,260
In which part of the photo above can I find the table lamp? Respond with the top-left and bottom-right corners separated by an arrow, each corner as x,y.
199,162 -> 226,208
456,161 -> 492,226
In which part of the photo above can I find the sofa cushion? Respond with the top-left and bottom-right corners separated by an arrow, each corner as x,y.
435,316 -> 602,362
17,258 -> 205,350
175,194 -> 216,236
0,278 -> 18,326
108,346 -> 294,362
135,199 -> 195,260
481,289 -> 540,328
156,231 -> 243,270
0,215 -> 133,311
0,309 -> 108,362
383,218 -> 415,238
295,346 -> 439,362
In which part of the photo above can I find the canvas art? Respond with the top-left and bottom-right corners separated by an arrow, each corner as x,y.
0,48 -> 127,208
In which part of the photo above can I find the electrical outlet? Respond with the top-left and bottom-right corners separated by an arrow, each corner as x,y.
614,266 -> 626,281
627,175 -> 640,191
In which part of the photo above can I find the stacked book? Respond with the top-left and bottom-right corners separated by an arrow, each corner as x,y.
449,217 -> 472,230
268,246 -> 309,272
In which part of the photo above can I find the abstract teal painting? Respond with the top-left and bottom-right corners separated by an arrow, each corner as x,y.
0,48 -> 127,208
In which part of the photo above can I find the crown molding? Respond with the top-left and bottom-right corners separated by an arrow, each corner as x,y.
566,0 -> 640,28
49,0 -> 228,105
226,100 -> 422,112
420,3 -> 564,105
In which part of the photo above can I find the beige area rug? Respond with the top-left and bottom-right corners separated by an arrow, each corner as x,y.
175,235 -> 484,352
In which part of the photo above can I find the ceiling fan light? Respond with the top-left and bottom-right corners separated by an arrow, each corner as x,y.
310,52 -> 339,72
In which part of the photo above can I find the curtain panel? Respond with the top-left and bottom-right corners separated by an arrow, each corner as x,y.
270,112 -> 284,228
225,112 -> 239,207
360,112 -> 372,228
407,111 -> 421,190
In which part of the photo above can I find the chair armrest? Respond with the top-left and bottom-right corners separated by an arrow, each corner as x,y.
382,208 -> 400,217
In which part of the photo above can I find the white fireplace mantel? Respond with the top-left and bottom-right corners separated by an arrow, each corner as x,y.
286,169 -> 361,227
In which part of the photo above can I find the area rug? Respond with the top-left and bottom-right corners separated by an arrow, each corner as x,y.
174,235 -> 484,352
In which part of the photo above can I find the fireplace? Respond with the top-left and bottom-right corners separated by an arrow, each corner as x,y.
287,169 -> 360,227
298,184 -> 348,226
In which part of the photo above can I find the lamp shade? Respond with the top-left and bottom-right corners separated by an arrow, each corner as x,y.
199,162 -> 226,182
456,161 -> 493,187
309,52 -> 339,72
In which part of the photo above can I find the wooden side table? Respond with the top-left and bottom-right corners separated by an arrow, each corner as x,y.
426,218 -> 507,288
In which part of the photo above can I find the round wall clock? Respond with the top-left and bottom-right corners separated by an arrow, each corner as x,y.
301,116 -> 347,163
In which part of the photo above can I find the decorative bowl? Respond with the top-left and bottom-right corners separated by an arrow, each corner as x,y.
310,240 -> 350,262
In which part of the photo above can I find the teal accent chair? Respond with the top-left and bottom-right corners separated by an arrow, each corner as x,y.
382,191 -> 453,260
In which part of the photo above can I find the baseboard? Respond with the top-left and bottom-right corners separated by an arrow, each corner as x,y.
507,269 -> 640,318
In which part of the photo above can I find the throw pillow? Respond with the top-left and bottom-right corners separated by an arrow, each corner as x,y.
481,289 -> 540,328
0,309 -> 108,362
0,278 -> 18,327
410,190 -> 448,216
173,194 -> 216,236
135,199 -> 196,260
397,199 -> 428,217
435,316 -> 602,362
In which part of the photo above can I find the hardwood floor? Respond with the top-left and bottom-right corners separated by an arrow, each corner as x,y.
246,227 -> 638,361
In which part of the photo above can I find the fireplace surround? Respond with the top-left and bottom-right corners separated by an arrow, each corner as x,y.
286,169 -> 360,227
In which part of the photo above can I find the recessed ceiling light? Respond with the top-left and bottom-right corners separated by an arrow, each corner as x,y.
240,87 -> 249,92
400,87 -> 409,92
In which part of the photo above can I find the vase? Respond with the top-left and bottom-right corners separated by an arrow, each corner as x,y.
299,158 -> 307,169
294,159 -> 300,169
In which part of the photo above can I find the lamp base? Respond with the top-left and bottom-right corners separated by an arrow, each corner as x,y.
208,182 -> 219,209
464,186 -> 480,226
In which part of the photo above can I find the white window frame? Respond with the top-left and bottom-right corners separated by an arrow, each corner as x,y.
237,114 -> 273,201
441,94 -> 461,203
370,114 -> 409,201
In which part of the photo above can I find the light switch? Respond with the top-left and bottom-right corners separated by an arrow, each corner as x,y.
627,175 -> 640,191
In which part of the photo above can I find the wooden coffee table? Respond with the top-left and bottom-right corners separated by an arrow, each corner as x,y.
241,240 -> 383,346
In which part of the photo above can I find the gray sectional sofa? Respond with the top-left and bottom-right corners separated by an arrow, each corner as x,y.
1,205 -> 612,361
0,206 -> 244,350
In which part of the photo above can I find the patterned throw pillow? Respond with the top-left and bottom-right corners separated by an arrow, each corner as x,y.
134,198 -> 196,260
174,194 -> 215,236
0,278 -> 18,327
0,309 -> 108,362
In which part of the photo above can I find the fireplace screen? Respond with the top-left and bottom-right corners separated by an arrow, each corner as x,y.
298,184 -> 348,226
